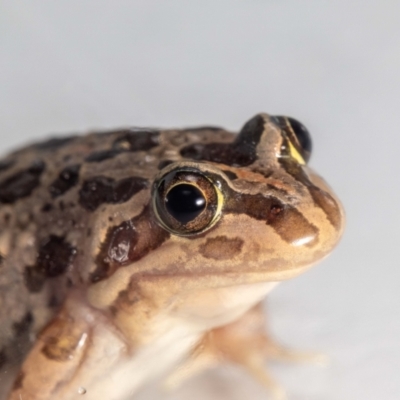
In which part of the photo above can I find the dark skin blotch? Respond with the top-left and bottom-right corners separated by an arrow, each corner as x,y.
36,235 -> 77,278
79,176 -> 148,211
91,206 -> 170,283
25,236 -> 77,292
85,149 -> 124,163
113,130 -> 160,152
49,164 -> 81,198
199,236 -> 244,260
0,160 -> 45,204
32,136 -> 77,151
180,114 -> 265,167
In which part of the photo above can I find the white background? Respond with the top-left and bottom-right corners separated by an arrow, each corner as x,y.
1,2 -> 399,399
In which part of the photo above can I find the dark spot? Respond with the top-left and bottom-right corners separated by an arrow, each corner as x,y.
13,312 -> 33,337
0,158 -> 14,172
221,170 -> 238,180
79,176 -> 148,211
0,160 -> 45,203
91,206 -> 170,283
279,158 -> 342,230
24,266 -> 46,292
49,164 -> 81,198
41,203 -> 53,212
225,191 -> 318,246
113,130 -> 159,152
181,126 -> 224,132
0,349 -> 6,369
59,200 -> 65,211
12,371 -> 25,390
180,114 -> 265,167
0,253 -> 3,266
199,236 -> 244,260
158,160 -> 174,170
33,136 -> 77,151
85,148 -> 124,163
36,235 -> 76,277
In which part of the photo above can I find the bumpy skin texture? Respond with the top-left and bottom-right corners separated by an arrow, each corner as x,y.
0,114 -> 344,399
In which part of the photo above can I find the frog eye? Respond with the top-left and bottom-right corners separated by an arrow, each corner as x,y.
273,116 -> 312,164
153,168 -> 223,235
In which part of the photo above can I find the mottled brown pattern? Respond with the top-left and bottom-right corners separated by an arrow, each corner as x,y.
31,136 -> 77,151
85,148 -> 125,163
36,235 -> 77,278
113,129 -> 160,151
199,236 -> 244,260
79,176 -> 148,211
49,164 -> 81,198
91,206 -> 170,282
0,160 -> 45,204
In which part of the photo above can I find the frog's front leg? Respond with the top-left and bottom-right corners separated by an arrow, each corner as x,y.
7,294 -> 128,400
167,302 -> 324,400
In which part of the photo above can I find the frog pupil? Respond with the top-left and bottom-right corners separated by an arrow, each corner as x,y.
165,184 -> 206,224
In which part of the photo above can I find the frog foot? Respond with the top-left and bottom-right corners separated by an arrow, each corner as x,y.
165,302 -> 326,400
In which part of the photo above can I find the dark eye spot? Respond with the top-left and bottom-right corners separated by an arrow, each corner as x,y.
165,184 -> 206,225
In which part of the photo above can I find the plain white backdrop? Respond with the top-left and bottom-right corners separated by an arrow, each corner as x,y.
1,2 -> 399,399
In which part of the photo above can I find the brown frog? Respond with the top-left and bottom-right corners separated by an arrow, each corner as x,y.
0,113 -> 344,399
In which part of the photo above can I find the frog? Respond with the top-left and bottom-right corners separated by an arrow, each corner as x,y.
0,113 -> 344,400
